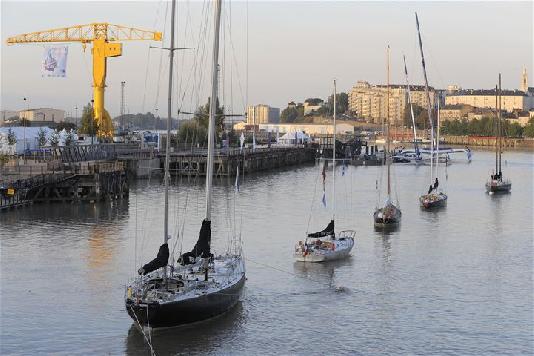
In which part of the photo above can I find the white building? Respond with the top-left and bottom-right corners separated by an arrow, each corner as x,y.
256,123 -> 354,135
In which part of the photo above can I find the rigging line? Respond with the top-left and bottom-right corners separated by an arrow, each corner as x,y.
225,14 -> 247,114
128,305 -> 157,356
153,0 -> 170,115
244,258 -> 340,290
246,0 -> 249,109
141,46 -> 152,113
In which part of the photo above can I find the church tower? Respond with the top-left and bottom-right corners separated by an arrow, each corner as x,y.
520,67 -> 528,92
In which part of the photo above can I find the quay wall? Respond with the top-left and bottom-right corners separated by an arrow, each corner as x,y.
442,135 -> 534,149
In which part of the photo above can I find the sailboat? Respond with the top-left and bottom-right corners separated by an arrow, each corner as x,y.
415,12 -> 447,209
486,74 -> 511,194
374,46 -> 401,227
125,0 -> 245,328
294,80 -> 355,262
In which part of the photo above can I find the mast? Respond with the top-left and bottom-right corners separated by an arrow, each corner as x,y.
403,55 -> 418,156
436,99 -> 440,181
163,0 -> 176,282
332,79 -> 336,220
205,0 -> 222,221
164,0 -> 176,245
415,12 -> 434,185
386,46 -> 391,198
494,84 -> 498,175
498,73 -> 502,177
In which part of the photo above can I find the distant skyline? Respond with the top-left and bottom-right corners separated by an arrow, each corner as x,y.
1,1 -> 532,117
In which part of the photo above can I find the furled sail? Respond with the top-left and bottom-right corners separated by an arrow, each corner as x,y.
179,219 -> 213,265
139,243 -> 169,275
308,220 -> 334,238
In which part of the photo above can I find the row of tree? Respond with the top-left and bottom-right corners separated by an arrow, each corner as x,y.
440,117 -> 534,138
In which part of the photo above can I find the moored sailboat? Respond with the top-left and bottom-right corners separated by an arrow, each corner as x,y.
125,0 -> 245,328
486,74 -> 512,194
294,80 -> 355,262
414,12 -> 447,210
374,46 -> 401,227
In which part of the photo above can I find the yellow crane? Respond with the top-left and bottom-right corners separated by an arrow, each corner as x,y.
6,23 -> 162,139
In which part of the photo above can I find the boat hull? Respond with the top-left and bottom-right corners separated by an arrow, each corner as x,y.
419,193 -> 447,209
486,181 -> 511,194
373,205 -> 401,227
294,237 -> 354,263
126,274 -> 245,328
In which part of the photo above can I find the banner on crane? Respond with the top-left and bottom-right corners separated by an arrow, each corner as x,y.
41,46 -> 68,77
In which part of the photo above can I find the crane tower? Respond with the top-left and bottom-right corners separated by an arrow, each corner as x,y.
6,23 -> 162,139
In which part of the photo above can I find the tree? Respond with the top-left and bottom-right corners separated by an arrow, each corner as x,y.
7,128 -> 17,145
37,128 -> 47,147
78,103 -> 97,136
56,122 -> 76,132
64,130 -> 76,146
325,92 -> 349,115
177,98 -> 224,146
49,131 -> 60,147
178,120 -> 208,146
523,118 -> 534,138
280,106 -> 299,123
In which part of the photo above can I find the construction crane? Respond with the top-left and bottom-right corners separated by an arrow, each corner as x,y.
6,23 -> 162,139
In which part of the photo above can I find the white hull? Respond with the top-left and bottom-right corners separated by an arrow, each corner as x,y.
294,231 -> 355,263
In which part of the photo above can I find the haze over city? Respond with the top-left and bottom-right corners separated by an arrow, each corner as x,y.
1,1 -> 532,116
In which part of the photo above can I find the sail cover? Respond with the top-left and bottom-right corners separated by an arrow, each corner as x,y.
307,220 -> 334,238
139,243 -> 169,275
179,219 -> 212,265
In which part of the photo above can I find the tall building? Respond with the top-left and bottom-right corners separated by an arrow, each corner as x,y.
246,104 -> 280,125
348,81 -> 435,126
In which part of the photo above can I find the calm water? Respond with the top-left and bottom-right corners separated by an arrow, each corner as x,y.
1,149 -> 532,355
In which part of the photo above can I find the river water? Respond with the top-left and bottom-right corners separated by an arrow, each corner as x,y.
1,149 -> 532,355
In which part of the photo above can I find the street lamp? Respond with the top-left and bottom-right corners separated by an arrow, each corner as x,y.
75,105 -> 78,129
22,97 -> 28,158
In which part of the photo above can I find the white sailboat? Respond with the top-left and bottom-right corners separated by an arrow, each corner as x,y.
125,0 -> 245,328
294,80 -> 355,262
374,46 -> 401,227
415,12 -> 447,209
486,74 -> 511,194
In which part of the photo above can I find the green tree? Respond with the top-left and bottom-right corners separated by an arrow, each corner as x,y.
523,118 -> 534,137
37,128 -> 47,147
7,128 -> 17,145
325,92 -> 349,115
280,106 -> 299,123
79,103 -> 97,136
178,120 -> 208,146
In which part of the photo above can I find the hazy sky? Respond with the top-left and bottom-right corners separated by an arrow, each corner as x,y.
1,1 -> 532,117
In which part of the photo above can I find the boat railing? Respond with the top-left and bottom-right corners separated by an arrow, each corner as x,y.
338,230 -> 356,239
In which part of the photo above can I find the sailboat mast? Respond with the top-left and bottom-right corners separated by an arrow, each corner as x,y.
436,99 -> 440,180
415,12 -> 434,185
386,46 -> 391,198
332,79 -> 336,220
494,84 -> 498,175
164,0 -> 177,246
403,55 -> 418,154
205,0 -> 222,221
498,73 -> 502,176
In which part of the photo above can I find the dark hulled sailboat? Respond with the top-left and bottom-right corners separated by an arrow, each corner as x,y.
125,0 -> 245,328
486,74 -> 512,194
374,46 -> 401,227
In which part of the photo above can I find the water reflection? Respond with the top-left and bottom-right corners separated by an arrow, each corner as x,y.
125,302 -> 245,355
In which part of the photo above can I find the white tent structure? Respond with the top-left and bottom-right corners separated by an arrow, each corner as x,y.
0,127 -> 77,154
278,131 -> 310,145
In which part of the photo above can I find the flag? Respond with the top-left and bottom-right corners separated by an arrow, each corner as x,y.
467,149 -> 472,161
239,132 -> 245,152
322,191 -> 326,207
235,164 -> 240,192
42,46 -> 68,77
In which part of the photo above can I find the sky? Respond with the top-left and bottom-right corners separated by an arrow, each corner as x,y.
1,0 -> 532,117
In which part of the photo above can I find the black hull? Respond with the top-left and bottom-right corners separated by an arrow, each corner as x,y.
126,274 -> 245,328
487,184 -> 511,194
